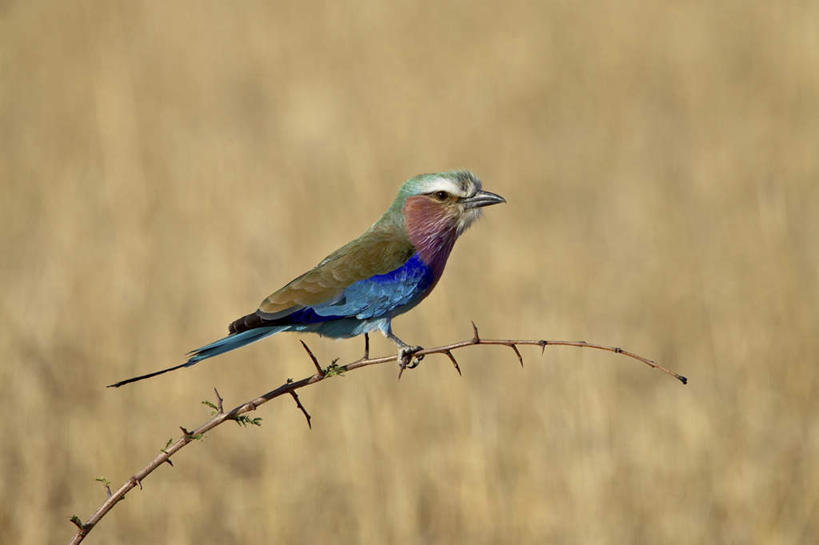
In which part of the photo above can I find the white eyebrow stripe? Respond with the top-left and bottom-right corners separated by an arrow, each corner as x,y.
421,177 -> 468,197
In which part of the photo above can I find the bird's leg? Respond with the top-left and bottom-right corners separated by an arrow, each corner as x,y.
362,333 -> 370,360
381,321 -> 424,371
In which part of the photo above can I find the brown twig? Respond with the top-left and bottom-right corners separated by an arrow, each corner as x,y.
67,325 -> 685,544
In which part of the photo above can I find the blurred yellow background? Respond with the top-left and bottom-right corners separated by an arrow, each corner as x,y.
2,1 -> 817,543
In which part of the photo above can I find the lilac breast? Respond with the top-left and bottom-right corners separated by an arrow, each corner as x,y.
402,196 -> 459,282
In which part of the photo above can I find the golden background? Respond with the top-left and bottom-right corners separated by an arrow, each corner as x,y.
2,1 -> 817,543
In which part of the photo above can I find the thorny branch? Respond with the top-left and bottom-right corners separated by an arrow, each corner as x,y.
67,325 -> 686,544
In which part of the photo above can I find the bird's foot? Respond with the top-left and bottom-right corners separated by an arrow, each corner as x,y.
397,345 -> 424,378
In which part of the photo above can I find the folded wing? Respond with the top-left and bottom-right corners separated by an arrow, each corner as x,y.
229,229 -> 424,333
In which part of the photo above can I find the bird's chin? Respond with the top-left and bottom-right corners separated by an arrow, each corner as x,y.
456,208 -> 482,235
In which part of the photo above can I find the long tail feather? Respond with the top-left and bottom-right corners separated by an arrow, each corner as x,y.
107,326 -> 286,387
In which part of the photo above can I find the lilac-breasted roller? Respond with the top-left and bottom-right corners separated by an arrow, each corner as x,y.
110,170 -> 505,387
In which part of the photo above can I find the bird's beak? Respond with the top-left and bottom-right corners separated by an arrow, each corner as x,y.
461,190 -> 506,209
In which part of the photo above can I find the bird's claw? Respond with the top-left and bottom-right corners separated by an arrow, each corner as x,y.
407,353 -> 425,369
398,345 -> 424,371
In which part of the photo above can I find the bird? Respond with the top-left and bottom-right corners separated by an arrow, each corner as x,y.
109,170 -> 505,387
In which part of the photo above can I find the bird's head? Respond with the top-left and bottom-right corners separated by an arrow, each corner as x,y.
389,170 -> 506,238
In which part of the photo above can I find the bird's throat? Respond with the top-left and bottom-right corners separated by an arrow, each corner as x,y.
402,196 -> 459,278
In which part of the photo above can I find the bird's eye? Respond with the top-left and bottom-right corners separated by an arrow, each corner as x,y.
432,191 -> 449,201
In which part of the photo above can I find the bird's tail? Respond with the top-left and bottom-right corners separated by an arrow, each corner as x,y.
107,326 -> 286,387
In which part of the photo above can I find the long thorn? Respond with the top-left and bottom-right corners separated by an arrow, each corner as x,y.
397,357 -> 409,380
509,344 -> 524,367
444,350 -> 461,376
299,340 -> 324,375
289,391 -> 312,429
213,388 -> 224,414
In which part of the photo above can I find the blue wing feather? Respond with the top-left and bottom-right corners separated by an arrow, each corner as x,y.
285,254 -> 434,323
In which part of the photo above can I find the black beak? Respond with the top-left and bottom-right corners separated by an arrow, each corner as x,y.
462,190 -> 506,209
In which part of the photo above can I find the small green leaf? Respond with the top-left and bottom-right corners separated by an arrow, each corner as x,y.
324,363 -> 345,377
234,415 -> 263,427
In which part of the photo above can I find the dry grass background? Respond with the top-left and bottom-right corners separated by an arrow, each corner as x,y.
1,1 -> 818,543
